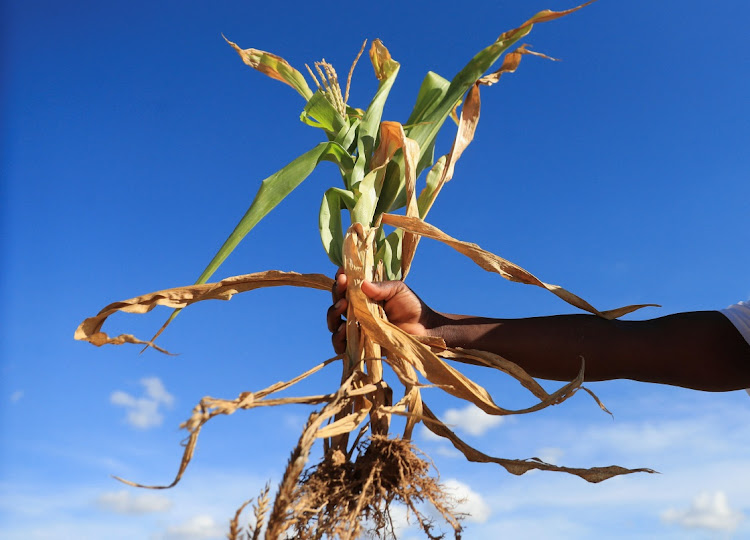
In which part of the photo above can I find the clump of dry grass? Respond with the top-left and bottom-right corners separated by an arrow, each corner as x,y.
229,484 -> 271,540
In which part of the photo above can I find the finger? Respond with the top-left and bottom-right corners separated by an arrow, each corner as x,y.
326,299 -> 348,332
332,322 -> 346,354
326,304 -> 340,333
331,268 -> 343,300
331,270 -> 348,303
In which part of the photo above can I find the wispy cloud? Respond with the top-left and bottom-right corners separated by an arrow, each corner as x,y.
428,395 -> 750,538
443,478 -> 491,524
373,479 -> 490,537
96,490 -> 172,515
283,413 -> 306,431
443,405 -> 503,437
0,470 -> 270,540
0,483 -> 158,540
433,445 -> 463,459
536,446 -> 564,465
662,491 -> 744,532
162,514 -> 225,540
9,391 -> 23,403
418,425 -> 443,443
110,377 -> 174,429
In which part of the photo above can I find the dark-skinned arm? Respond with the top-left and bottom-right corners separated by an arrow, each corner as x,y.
430,310 -> 750,391
327,271 -> 750,392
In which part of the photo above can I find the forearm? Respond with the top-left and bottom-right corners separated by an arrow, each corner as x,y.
427,311 -> 750,391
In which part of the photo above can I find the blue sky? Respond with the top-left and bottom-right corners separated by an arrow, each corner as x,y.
2,0 -> 749,538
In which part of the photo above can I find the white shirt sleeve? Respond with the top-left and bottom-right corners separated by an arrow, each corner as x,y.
719,300 -> 750,396
720,300 -> 750,348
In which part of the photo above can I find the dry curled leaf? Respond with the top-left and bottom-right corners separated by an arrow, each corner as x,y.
394,128 -> 421,279
497,0 -> 598,43
419,82 -> 481,220
422,403 -> 656,483
346,226 -> 586,418
369,39 -> 399,81
114,358 -> 340,490
381,214 -> 659,319
75,271 -> 332,354
224,36 -> 313,100
479,43 -> 559,86
441,347 -> 551,401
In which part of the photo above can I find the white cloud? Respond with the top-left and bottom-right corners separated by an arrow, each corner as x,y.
162,514 -> 225,540
10,390 -> 24,403
141,377 -> 175,407
584,421 -> 710,457
434,445 -> 463,459
537,446 -> 564,465
443,405 -> 503,436
96,489 -> 172,515
661,491 -> 744,532
418,425 -> 443,442
283,413 -> 305,430
363,484 -> 483,538
0,471 -> 268,540
465,513 -> 590,539
110,376 -> 174,429
442,478 -> 491,524
386,504 -> 414,536
0,483 -> 157,540
359,504 -> 425,540
417,406 -> 503,459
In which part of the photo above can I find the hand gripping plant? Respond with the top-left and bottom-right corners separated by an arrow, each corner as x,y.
76,2 -> 656,538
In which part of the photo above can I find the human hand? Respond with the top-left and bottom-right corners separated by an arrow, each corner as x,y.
326,268 -> 441,354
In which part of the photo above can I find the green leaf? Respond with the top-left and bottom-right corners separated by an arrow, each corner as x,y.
351,166 -> 384,226
375,227 -> 403,281
369,72 -> 449,218
195,141 -> 352,285
301,90 -> 347,134
404,72 -> 451,175
335,117 -> 360,152
407,30 -> 530,164
319,143 -> 355,178
349,137 -> 367,191
417,155 -> 447,218
319,188 -> 355,266
376,28 -> 530,218
405,72 -> 451,127
373,160 -> 403,218
384,30 -> 532,214
359,63 -> 400,169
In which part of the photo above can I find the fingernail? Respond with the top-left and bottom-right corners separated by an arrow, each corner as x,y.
334,300 -> 343,310
338,323 -> 345,332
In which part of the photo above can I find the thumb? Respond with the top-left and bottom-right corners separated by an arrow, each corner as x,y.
360,280 -> 405,302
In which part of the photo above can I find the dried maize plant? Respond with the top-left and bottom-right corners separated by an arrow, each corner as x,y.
75,2 -> 657,538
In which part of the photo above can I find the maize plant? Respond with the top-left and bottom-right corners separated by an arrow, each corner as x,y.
75,2 -> 656,538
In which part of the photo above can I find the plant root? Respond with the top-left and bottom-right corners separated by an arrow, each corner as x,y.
285,435 -> 463,540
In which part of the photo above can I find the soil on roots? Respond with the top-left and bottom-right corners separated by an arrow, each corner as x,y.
286,436 -> 464,540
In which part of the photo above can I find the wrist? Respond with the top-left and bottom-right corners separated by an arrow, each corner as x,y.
424,313 -> 507,350
424,311 -> 462,347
